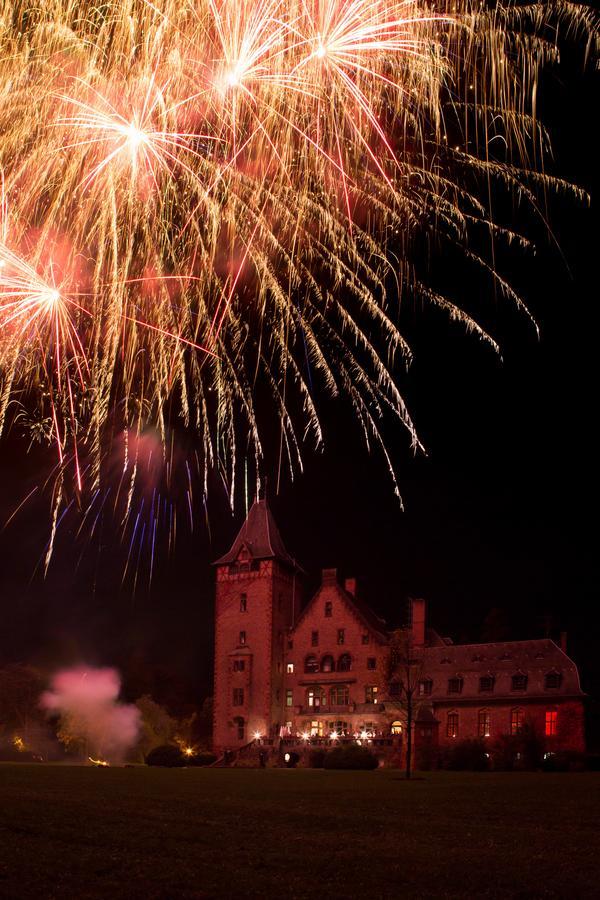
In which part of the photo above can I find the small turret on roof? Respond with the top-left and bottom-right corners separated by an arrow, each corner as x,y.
213,498 -> 299,569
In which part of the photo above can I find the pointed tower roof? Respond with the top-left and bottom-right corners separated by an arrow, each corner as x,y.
213,499 -> 297,568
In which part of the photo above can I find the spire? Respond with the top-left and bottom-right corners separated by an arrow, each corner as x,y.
213,498 -> 297,568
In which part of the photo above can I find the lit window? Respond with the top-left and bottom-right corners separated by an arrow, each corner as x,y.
367,657 -> 377,670
286,662 -> 294,674
479,676 -> 494,692
365,685 -> 378,704
545,672 -> 562,690
447,711 -> 459,738
327,720 -> 349,735
391,721 -> 403,735
478,709 -> 491,738
239,631 -> 246,645
325,601 -> 332,617
329,685 -> 349,706
337,653 -> 352,672
321,655 -> 334,673
311,630 -> 319,646
510,708 -> 523,735
337,629 -> 345,645
511,674 -> 528,691
240,593 -> 247,612
448,677 -> 463,694
286,689 -> 293,708
304,655 -> 319,673
362,633 -> 370,645
418,679 -> 432,696
307,687 -> 325,708
232,688 -> 244,706
545,710 -> 558,736
309,720 -> 323,737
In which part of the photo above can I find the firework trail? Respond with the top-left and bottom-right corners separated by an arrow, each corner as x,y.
0,0 -> 596,554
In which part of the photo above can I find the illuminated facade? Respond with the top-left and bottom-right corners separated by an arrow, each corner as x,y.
212,500 -> 585,756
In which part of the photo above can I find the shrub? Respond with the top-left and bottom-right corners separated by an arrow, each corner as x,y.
442,738 -> 489,771
308,748 -> 327,768
542,750 -> 586,772
492,725 -> 544,771
187,751 -> 217,767
323,744 -> 378,770
145,744 -> 185,767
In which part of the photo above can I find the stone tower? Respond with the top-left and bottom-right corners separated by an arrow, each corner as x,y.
212,499 -> 301,752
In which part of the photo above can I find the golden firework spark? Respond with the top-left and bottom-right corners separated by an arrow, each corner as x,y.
0,0 -> 596,516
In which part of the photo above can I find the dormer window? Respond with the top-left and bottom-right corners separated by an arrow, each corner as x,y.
418,679 -> 433,696
511,673 -> 528,691
324,601 -> 332,617
448,677 -> 463,694
479,675 -> 495,692
545,671 -> 562,690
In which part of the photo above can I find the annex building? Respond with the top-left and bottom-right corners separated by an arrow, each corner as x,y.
212,500 -> 585,758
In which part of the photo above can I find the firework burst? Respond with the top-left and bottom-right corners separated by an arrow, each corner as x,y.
0,0 -> 596,546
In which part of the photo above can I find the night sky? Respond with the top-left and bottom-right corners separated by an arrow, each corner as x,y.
0,45 -> 597,717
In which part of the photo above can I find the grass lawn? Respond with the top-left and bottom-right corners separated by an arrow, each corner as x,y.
0,766 -> 599,899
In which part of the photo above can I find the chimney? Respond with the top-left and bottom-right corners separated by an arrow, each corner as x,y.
411,598 -> 426,646
344,577 -> 357,596
560,631 -> 568,653
321,568 -> 337,585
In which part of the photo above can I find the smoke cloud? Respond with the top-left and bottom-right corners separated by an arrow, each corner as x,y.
40,666 -> 140,764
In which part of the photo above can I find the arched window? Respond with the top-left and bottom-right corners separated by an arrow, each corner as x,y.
447,711 -> 459,738
391,721 -> 403,735
304,655 -> 319,673
321,654 -> 335,673
306,687 -> 326,708
329,685 -> 349,706
337,653 -> 352,672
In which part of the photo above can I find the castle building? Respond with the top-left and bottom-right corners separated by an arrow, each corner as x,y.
212,500 -> 585,757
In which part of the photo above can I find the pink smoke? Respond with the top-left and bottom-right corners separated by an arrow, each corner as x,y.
40,666 -> 140,764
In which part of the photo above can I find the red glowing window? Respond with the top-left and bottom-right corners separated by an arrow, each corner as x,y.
545,710 -> 558,736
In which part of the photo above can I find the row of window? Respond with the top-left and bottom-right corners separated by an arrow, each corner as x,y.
418,672 -> 562,696
302,654 -> 376,673
298,685 -> 378,707
446,708 -> 559,738
234,685 -> 380,709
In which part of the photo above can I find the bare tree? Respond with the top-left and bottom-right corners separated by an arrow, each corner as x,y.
384,628 -> 424,779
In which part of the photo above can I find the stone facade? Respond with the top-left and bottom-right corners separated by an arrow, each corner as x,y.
212,500 -> 586,758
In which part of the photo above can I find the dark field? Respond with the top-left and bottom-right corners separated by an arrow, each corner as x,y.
0,766 -> 599,899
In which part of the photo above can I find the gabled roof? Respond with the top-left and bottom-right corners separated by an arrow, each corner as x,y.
293,576 -> 388,640
213,499 -> 298,568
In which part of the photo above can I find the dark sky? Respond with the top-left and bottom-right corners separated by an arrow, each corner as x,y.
0,44 -> 597,713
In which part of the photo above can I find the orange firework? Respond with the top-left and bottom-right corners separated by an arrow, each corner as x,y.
0,0 -> 596,517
